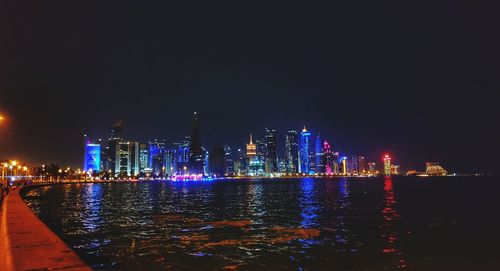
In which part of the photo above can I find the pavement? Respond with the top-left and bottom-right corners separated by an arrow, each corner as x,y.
0,186 -> 92,271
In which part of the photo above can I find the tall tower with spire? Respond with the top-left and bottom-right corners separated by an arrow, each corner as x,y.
188,112 -> 204,174
299,126 -> 312,174
246,134 -> 256,158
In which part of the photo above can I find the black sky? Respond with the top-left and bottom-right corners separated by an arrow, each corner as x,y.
1,1 -> 499,173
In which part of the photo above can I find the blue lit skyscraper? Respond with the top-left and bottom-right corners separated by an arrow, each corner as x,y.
315,135 -> 325,174
149,139 -> 166,175
299,126 -> 311,174
83,135 -> 101,172
174,137 -> 190,174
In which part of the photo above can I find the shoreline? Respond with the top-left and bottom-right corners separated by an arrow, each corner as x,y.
0,185 -> 92,271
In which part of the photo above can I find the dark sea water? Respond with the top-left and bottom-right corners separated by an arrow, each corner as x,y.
24,177 -> 500,271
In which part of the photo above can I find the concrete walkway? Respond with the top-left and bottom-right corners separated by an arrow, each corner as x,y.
0,187 -> 92,271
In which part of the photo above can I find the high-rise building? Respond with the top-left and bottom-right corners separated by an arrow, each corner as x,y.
237,148 -> 247,175
284,130 -> 299,173
149,139 -> 166,175
340,156 -> 348,175
209,144 -> 226,177
299,126 -> 312,174
256,138 -> 267,167
350,156 -> 359,174
188,112 -> 204,175
246,134 -> 265,176
246,134 -> 256,159
83,135 -> 101,172
115,141 -> 140,177
323,140 -> 333,174
174,137 -> 190,174
104,120 -> 123,174
164,149 -> 176,175
264,128 -> 278,174
224,145 -> 234,175
202,146 -> 209,176
277,159 -> 287,173
368,162 -> 377,174
358,156 -> 366,175
383,154 -> 391,176
315,135 -> 325,174
139,143 -> 149,174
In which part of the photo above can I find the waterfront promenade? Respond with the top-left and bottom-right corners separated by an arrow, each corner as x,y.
0,185 -> 91,271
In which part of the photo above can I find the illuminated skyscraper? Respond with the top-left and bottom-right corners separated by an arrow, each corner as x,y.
350,156 -> 359,174
188,112 -> 204,175
164,149 -> 176,175
278,159 -> 287,173
358,156 -> 366,175
202,146 -> 209,176
315,135 -> 325,174
115,141 -> 140,177
256,138 -> 266,166
174,137 -> 190,174
224,145 -> 234,175
246,134 -> 257,158
299,126 -> 312,174
139,143 -> 149,174
83,135 -> 101,172
383,154 -> 391,176
340,156 -> 348,175
246,134 -> 265,176
149,139 -> 166,175
332,152 -> 340,174
236,148 -> 247,175
285,130 -> 299,173
323,140 -> 333,174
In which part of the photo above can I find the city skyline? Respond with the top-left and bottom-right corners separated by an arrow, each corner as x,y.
0,109 -> 492,175
77,112 -> 439,178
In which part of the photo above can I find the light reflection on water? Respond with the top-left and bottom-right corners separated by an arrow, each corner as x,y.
23,177 -> 500,271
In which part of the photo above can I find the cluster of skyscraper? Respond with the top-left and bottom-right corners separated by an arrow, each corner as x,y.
83,112 -> 392,178
84,113 -> 207,178
237,126 -> 375,176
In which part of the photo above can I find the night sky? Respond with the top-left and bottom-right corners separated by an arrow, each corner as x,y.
1,1 -> 499,173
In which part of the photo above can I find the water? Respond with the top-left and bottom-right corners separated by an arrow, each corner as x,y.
24,177 -> 500,270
